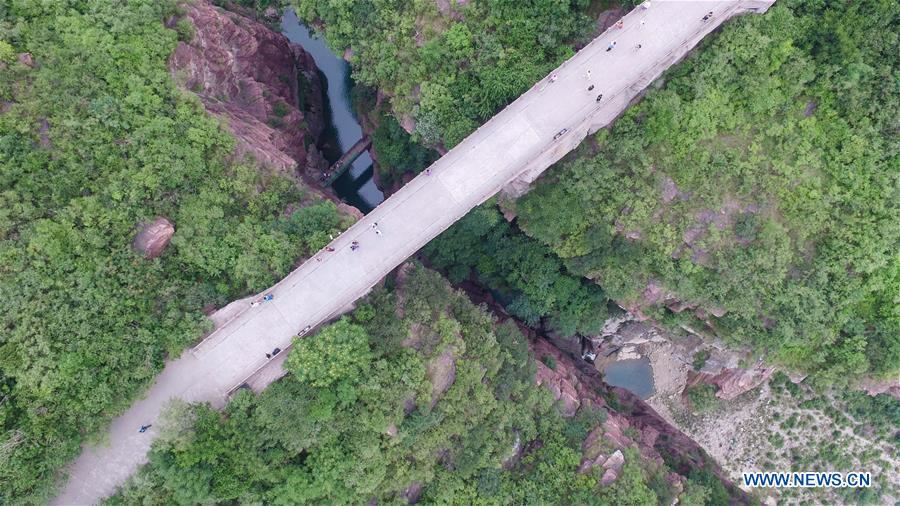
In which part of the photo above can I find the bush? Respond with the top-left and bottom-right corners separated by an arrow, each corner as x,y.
692,349 -> 710,371
687,384 -> 718,413
541,355 -> 557,371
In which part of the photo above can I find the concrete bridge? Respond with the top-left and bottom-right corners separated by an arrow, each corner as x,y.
53,1 -> 775,503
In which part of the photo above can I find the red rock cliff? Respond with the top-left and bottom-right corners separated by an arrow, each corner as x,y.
526,326 -> 748,502
169,2 -> 324,172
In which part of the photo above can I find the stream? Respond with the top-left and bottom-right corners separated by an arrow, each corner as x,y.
281,9 -> 384,213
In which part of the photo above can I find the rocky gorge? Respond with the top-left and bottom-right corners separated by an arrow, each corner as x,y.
155,3 -> 895,502
161,3 -> 747,495
167,0 -> 326,175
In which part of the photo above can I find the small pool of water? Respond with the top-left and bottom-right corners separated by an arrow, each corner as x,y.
603,357 -> 655,400
281,9 -> 384,213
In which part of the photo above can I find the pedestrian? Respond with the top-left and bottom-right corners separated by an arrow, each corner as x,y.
549,73 -> 558,83
588,84 -> 595,91
636,44 -> 642,50
615,20 -> 624,29
316,257 -> 322,262
266,353 -> 271,359
606,41 -> 616,52
139,425 -> 152,433
425,168 -> 432,175
640,20 -> 645,28
375,229 -> 382,236
596,94 -> 603,103
351,241 -> 359,251
702,11 -> 713,21
372,222 -> 378,229
584,69 -> 592,80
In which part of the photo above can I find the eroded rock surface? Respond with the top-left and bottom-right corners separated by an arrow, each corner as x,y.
526,330 -> 743,496
133,217 -> 175,259
697,361 -> 776,401
169,1 -> 324,171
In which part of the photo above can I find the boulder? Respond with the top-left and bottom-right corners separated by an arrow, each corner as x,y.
603,450 -> 625,472
133,217 -> 175,259
600,468 -> 618,486
404,482 -> 423,504
18,52 -> 35,68
661,176 -> 678,203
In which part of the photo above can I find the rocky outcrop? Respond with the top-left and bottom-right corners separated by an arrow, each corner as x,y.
692,360 -> 776,400
525,326 -> 745,499
533,336 -> 605,416
133,217 -> 175,259
169,1 -> 324,172
858,377 -> 900,400
426,348 -> 457,407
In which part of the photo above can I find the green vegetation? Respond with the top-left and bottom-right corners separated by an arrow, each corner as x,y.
110,264 -> 714,505
424,204 -> 609,337
292,0 -> 594,148
764,372 -> 899,504
686,384 -> 718,413
514,0 -> 899,385
691,350 -> 710,372
541,354 -> 557,370
0,2 -> 350,501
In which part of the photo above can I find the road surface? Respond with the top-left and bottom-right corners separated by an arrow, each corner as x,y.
52,1 -> 774,503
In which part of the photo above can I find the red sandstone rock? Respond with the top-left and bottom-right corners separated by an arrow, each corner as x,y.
169,1 -> 324,172
858,377 -> 900,400
689,361 -> 775,400
133,217 -> 175,259
600,468 -> 618,486
603,450 -> 625,472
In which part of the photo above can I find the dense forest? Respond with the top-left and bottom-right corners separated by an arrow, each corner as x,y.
296,0 -> 899,386
0,1 -> 349,501
424,202 -> 610,337
110,264 -> 726,505
515,0 -> 899,385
